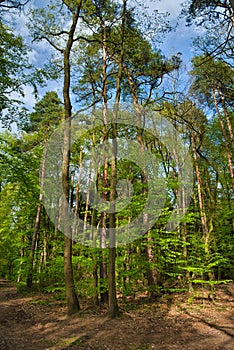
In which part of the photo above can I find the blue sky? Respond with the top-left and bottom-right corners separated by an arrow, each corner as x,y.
1,0 -> 199,131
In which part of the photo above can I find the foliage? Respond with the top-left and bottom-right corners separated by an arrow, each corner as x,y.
0,0 -> 233,315
182,0 -> 234,61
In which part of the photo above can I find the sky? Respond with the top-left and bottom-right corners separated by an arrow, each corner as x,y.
0,0 -> 199,132
150,0 -> 198,60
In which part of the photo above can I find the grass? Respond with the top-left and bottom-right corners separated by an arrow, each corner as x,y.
29,299 -> 50,306
60,335 -> 90,347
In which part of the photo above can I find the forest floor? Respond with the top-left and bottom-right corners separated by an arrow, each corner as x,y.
0,280 -> 234,350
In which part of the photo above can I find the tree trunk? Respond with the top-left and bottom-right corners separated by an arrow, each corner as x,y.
212,88 -> 234,193
17,235 -> 25,283
108,126 -> 118,317
218,89 -> 234,154
125,66 -> 158,292
27,137 -> 47,288
107,1 -> 127,317
172,131 -> 189,280
191,131 -> 209,250
93,256 -> 99,306
83,171 -> 91,235
108,245 -> 119,317
191,131 -> 214,280
145,232 -> 158,294
99,21 -> 109,304
62,5 -> 82,315
73,148 -> 83,238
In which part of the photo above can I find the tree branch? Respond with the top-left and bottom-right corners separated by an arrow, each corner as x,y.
0,0 -> 29,9
32,35 -> 64,53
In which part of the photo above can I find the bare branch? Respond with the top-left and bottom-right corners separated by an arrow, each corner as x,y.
44,30 -> 70,37
0,0 -> 29,10
73,35 -> 102,44
32,35 -> 64,53
72,98 -> 102,117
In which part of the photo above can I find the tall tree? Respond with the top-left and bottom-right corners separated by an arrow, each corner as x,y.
0,131 -> 42,282
29,0 -> 84,315
190,55 -> 234,193
182,0 -> 234,61
108,0 -> 127,318
0,22 -> 31,127
25,92 -> 63,288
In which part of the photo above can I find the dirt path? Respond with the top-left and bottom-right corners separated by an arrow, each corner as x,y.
0,280 -> 234,350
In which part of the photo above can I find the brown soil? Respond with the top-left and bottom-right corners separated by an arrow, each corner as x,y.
0,280 -> 234,350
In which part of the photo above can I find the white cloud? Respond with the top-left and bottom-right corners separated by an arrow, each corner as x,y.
9,86 -> 36,112
28,48 -> 38,64
21,85 -> 37,110
13,11 -> 29,37
147,0 -> 184,20
144,0 -> 199,63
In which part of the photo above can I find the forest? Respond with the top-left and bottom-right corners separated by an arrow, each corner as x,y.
0,1 -> 234,347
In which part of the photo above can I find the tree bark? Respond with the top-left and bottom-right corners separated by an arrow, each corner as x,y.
212,88 -> 234,193
191,131 -> 209,251
107,0 -> 127,317
125,65 -> 158,292
27,137 -> 47,288
218,89 -> 234,155
62,3 -> 82,315
72,148 -> 83,238
99,20 -> 109,304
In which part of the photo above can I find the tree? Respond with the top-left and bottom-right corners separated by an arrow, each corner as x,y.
182,0 -> 234,61
0,0 -> 49,129
75,0 -> 125,316
0,131 -> 42,282
190,55 -> 234,193
29,0 -> 84,315
184,0 -> 234,26
70,0 -> 182,307
0,22 -> 31,127
0,0 -> 29,11
25,92 -> 63,288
